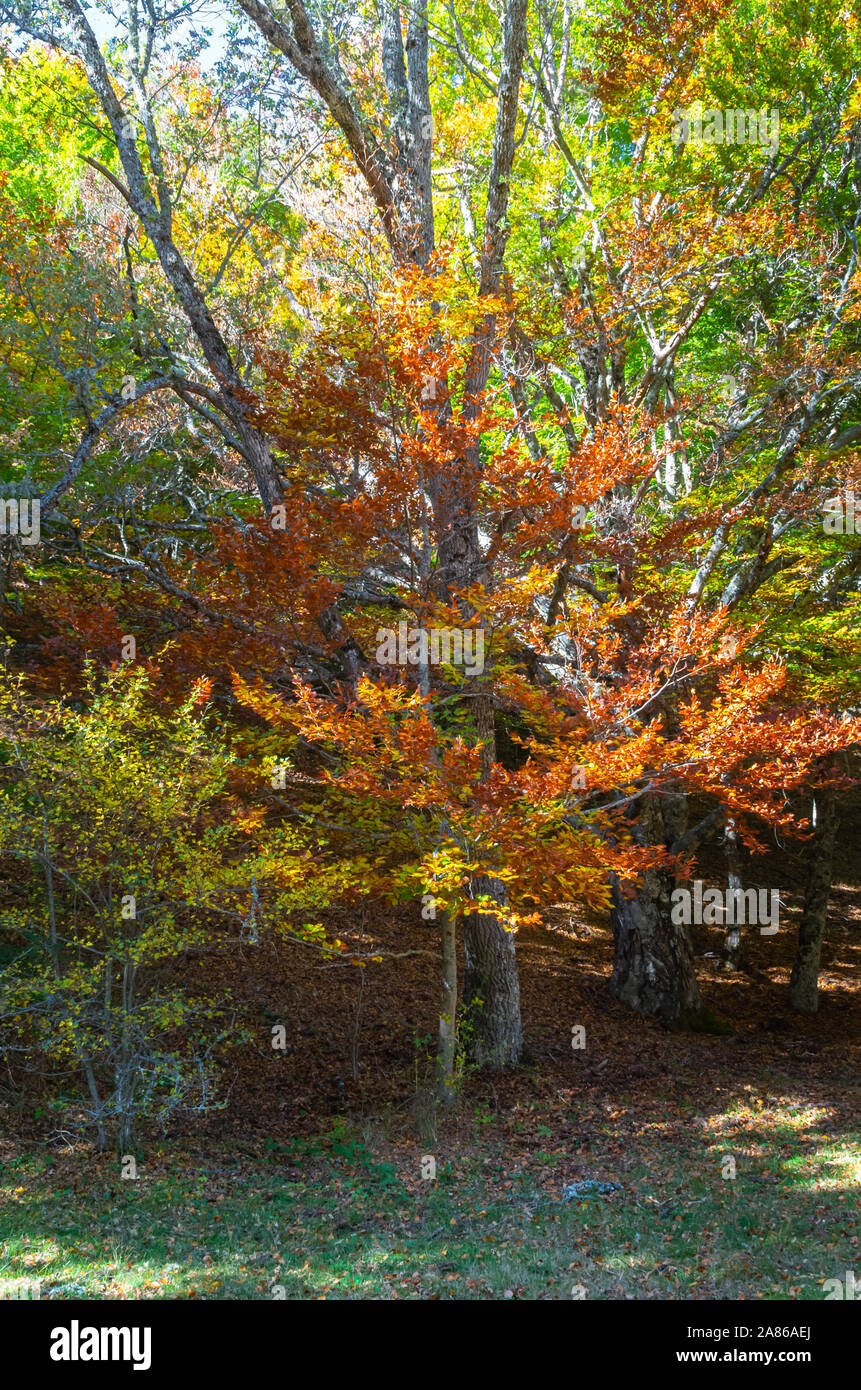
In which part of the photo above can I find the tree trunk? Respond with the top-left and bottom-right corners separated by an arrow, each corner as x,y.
81,1053 -> 107,1152
722,817 -> 744,971
435,909 -> 458,1102
235,0 -> 530,1073
609,790 -> 702,1024
457,689 -> 523,1068
789,784 -> 838,1014
462,873 -> 522,1067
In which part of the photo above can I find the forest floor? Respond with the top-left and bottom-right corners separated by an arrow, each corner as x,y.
1,819 -> 859,1299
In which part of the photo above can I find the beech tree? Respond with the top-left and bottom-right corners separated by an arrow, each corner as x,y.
494,0 -> 861,1018
217,0 -> 534,1064
198,269 -> 857,1077
2,0 -> 859,1069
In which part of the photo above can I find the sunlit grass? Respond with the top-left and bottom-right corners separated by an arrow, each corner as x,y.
0,1095 -> 857,1300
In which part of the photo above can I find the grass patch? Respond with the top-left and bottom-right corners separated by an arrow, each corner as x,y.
0,1098 -> 857,1300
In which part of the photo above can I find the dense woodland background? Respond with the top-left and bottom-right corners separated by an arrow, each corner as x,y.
0,0 -> 859,1301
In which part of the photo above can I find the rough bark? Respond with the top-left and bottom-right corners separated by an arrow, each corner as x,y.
722,817 -> 744,971
789,784 -> 838,1014
457,691 -> 523,1067
434,909 -> 458,1102
463,873 -> 522,1068
609,790 -> 702,1024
